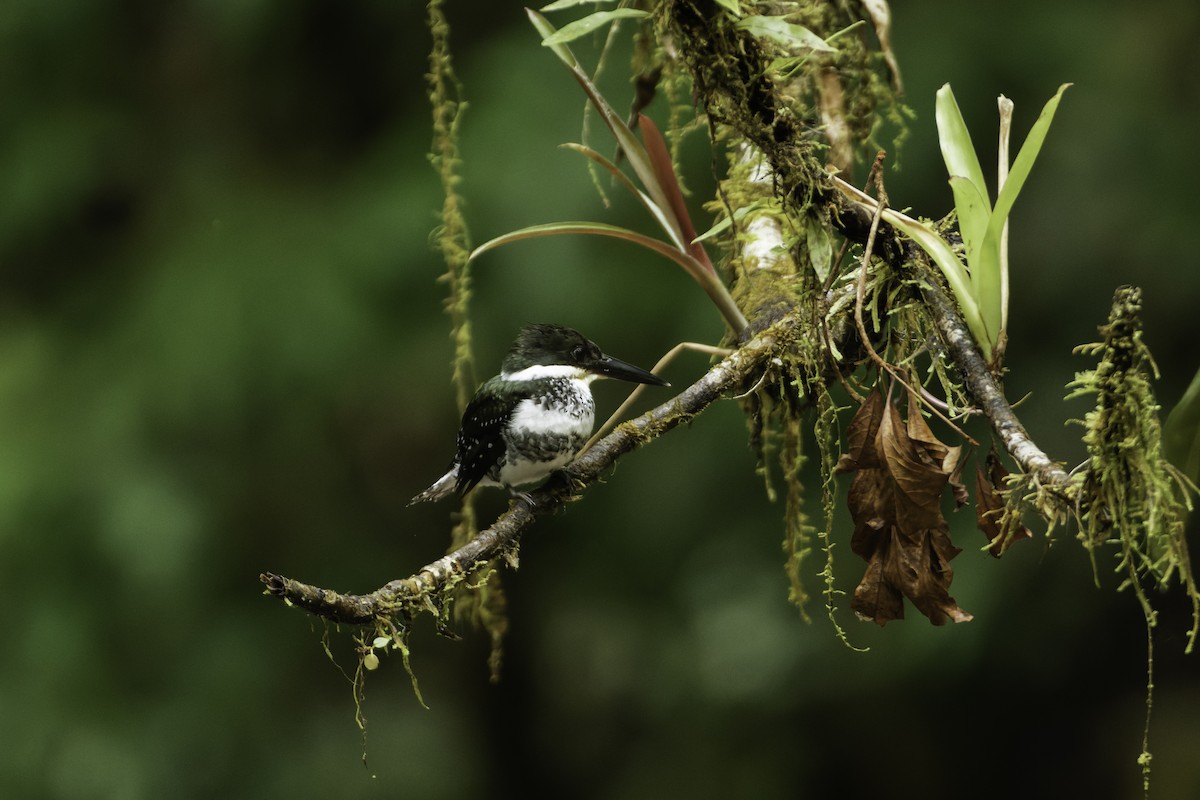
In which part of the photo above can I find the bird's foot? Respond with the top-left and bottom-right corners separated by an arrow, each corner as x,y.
507,487 -> 537,508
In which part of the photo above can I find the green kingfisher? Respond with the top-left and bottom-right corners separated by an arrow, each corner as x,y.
410,323 -> 669,505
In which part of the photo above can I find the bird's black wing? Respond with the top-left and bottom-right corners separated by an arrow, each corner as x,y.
453,378 -> 526,495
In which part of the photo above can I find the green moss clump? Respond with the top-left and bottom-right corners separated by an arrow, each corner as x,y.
1067,285 -> 1199,651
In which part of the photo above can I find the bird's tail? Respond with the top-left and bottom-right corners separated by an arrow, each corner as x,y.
408,467 -> 458,506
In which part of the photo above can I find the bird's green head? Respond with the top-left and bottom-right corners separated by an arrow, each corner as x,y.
501,323 -> 668,387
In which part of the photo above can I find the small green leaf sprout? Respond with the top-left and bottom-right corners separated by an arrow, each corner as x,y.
538,8 -> 648,47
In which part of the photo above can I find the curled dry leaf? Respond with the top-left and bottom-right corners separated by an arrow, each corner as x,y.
837,386 -> 973,625
975,448 -> 1033,557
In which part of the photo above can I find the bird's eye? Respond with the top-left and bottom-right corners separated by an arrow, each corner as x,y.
571,345 -> 587,361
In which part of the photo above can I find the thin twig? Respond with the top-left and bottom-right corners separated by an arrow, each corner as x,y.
919,385 -> 980,417
579,341 -> 734,456
851,151 -> 889,375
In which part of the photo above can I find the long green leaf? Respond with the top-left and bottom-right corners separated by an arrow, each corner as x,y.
470,221 -> 708,280
947,174 -> 990,271
980,84 -> 1070,348
950,177 -> 988,272
469,221 -> 747,332
528,7 -> 577,66
540,8 -> 648,46
970,220 -> 1002,347
883,210 -> 991,360
987,83 -> 1071,242
936,84 -> 991,212
948,173 -> 999,345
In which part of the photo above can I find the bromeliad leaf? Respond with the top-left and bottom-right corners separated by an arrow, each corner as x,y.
524,8 -> 749,333
560,142 -> 685,254
713,0 -> 743,15
987,83 -> 1071,243
947,175 -> 989,267
539,8 -> 649,46
736,15 -> 835,52
637,114 -> 714,272
469,220 -> 747,333
954,174 -> 1002,347
528,9 -> 680,247
924,83 -> 1069,364
935,84 -> 990,210
469,221 -> 709,284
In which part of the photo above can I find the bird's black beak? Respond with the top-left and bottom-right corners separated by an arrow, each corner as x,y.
592,355 -> 670,387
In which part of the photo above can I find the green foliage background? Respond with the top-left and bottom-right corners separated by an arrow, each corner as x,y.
2,1 -> 1198,797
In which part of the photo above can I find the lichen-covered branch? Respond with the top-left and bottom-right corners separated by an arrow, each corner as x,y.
260,310 -> 803,625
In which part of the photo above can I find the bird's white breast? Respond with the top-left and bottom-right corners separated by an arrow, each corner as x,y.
507,393 -> 595,440
493,382 -> 595,487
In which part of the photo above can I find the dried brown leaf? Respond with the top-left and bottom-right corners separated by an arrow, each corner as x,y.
836,386 -> 885,473
905,390 -> 949,462
946,445 -> 970,509
975,449 -> 1033,557
852,521 -> 970,625
842,387 -> 972,625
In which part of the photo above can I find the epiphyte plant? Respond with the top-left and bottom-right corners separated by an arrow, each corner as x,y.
836,82 -> 1070,366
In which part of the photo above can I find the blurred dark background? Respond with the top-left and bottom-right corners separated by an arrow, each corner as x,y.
2,1 -> 1198,798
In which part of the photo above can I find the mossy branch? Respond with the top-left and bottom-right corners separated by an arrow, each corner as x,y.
663,0 -> 1072,494
904,241 -> 1072,491
260,311 -> 802,625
